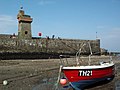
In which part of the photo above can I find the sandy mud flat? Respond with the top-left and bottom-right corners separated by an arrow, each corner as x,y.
0,55 -> 120,90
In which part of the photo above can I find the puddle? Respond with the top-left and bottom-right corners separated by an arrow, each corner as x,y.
32,77 -> 56,90
115,81 -> 120,90
32,77 -> 71,90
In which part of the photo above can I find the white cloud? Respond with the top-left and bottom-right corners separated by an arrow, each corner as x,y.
100,27 -> 120,52
105,27 -> 120,39
0,15 -> 14,22
0,15 -> 17,34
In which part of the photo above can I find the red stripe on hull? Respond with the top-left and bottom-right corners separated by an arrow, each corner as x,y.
63,65 -> 115,82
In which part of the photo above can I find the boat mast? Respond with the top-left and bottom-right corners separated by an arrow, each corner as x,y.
88,42 -> 93,65
76,43 -> 86,65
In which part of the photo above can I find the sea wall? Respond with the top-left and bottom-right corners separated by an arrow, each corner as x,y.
0,36 -> 100,55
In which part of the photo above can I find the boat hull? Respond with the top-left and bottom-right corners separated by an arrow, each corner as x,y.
62,63 -> 115,90
70,75 -> 114,90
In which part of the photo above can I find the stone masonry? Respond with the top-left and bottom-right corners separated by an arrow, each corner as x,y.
17,8 -> 32,39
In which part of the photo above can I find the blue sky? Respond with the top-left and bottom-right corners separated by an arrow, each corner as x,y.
0,0 -> 120,52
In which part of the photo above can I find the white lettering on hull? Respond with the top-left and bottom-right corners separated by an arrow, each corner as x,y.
79,70 -> 92,76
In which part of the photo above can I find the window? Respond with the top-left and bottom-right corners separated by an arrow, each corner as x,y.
25,31 -> 28,34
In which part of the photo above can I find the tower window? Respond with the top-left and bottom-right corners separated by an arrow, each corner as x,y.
25,31 -> 28,34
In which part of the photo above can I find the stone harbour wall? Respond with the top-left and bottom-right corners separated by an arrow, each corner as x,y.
0,36 -> 100,55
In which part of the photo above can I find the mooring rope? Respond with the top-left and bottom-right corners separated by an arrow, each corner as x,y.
55,65 -> 63,90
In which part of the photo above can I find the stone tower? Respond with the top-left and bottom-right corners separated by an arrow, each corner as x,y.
17,8 -> 33,39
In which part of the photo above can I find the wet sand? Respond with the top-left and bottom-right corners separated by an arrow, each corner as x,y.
0,56 -> 120,90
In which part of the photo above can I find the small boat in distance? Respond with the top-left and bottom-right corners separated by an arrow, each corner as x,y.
57,42 -> 115,90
